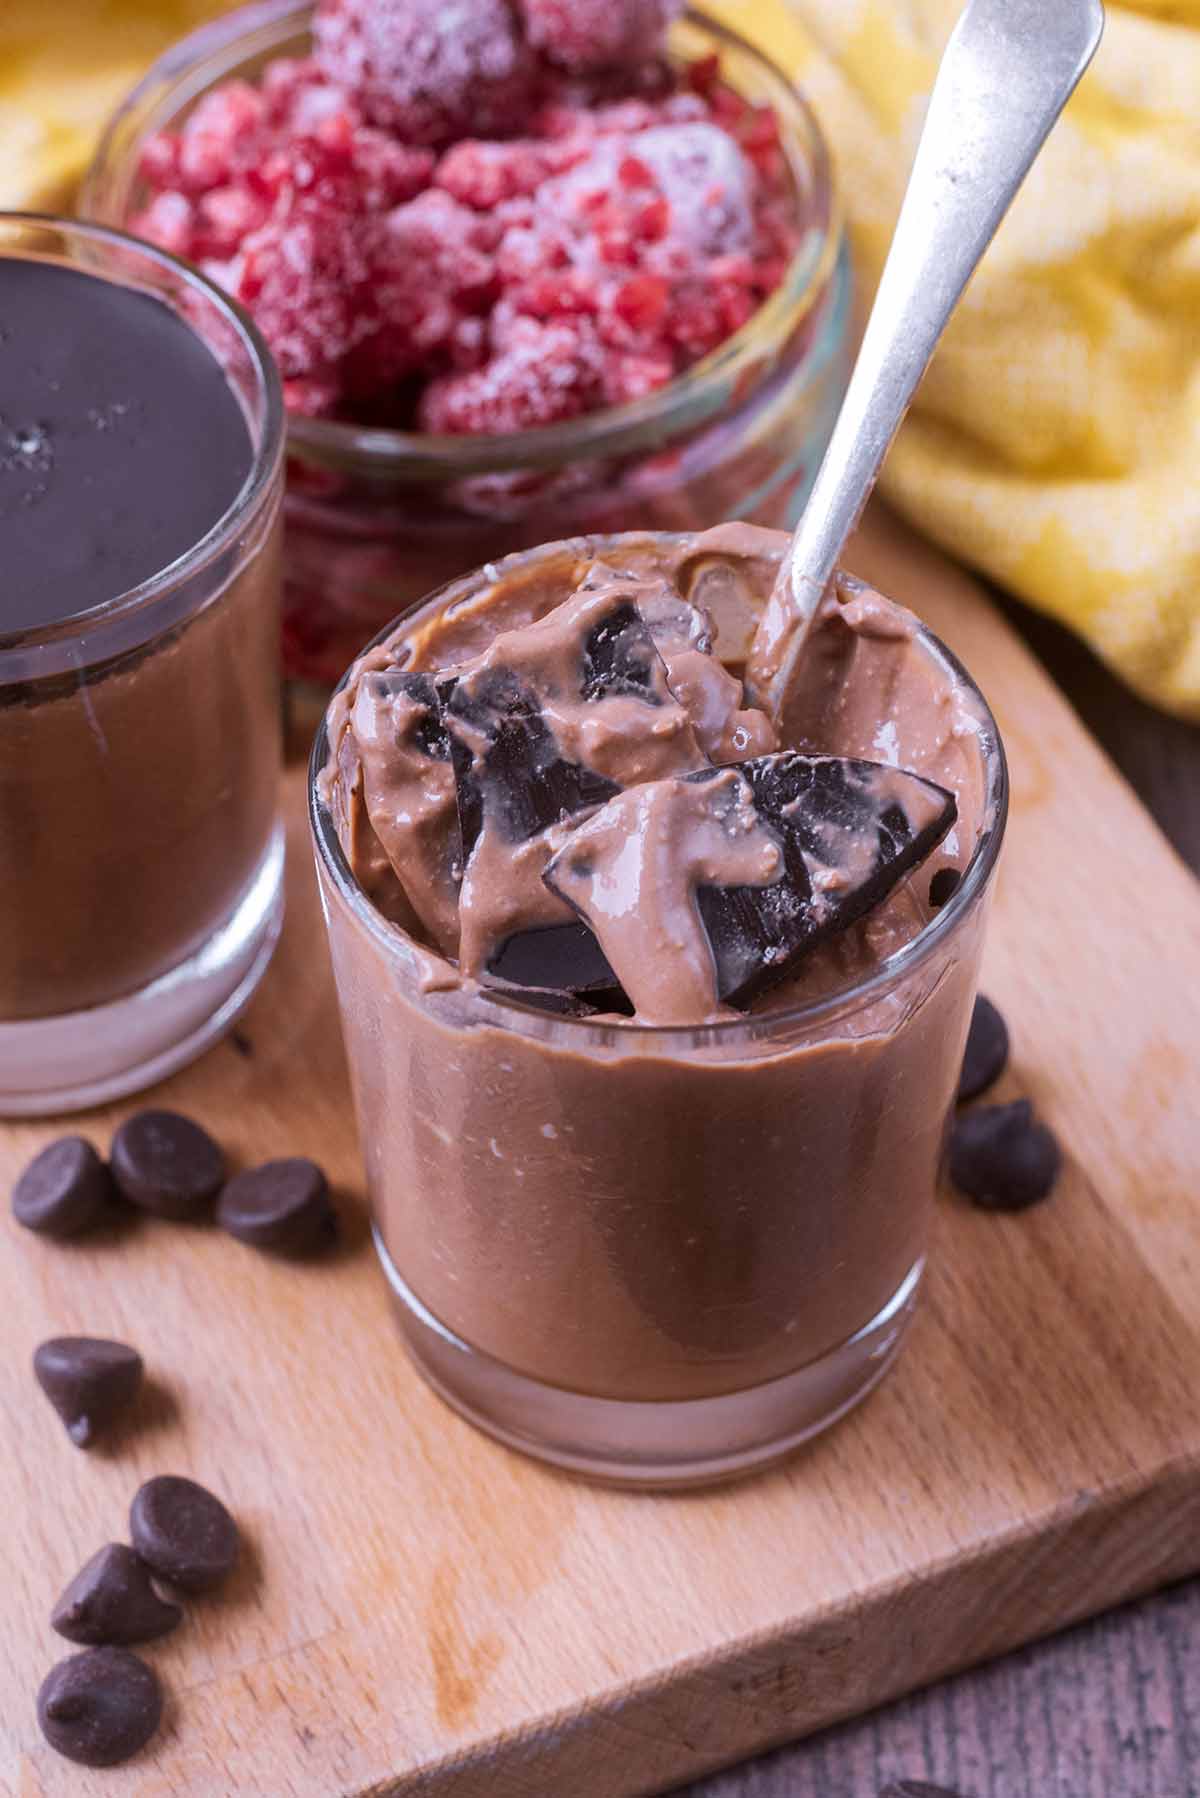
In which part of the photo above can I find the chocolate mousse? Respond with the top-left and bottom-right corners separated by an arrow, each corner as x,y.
317,527 -> 999,1410
0,250 -> 281,1025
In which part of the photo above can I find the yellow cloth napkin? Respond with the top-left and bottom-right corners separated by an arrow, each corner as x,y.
5,0 -> 1200,714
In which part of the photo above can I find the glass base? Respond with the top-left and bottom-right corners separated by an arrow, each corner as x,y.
375,1229 -> 923,1490
0,825 -> 285,1117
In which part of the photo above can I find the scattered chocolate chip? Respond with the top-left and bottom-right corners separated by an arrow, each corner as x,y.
928,866 -> 961,909
110,1110 -> 224,1221
33,1338 -> 144,1448
37,1646 -> 162,1767
229,1028 -> 254,1059
880,1783 -> 968,1798
217,1158 -> 338,1255
51,1544 -> 182,1646
958,994 -> 1010,1101
949,1099 -> 1061,1211
130,1475 -> 239,1593
12,1137 -> 116,1238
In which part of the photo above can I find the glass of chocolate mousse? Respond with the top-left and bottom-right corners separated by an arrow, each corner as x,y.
0,215 -> 285,1115
311,526 -> 1007,1486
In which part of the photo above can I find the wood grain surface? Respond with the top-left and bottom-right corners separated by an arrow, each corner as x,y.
4,505 -> 1200,1798
682,567 -> 1200,1798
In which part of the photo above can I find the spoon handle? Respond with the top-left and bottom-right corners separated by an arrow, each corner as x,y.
749,0 -> 1104,714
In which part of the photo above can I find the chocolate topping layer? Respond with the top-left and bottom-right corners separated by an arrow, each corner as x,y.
323,527 -> 986,1023
0,259 -> 251,633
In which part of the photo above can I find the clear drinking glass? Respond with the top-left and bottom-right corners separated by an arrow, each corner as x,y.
309,532 -> 1008,1488
81,1 -> 854,693
0,215 -> 286,1115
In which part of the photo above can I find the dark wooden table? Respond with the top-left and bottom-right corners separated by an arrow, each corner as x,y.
685,592 -> 1200,1798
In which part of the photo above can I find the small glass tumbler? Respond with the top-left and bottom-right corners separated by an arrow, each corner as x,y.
0,215 -> 286,1116
310,534 -> 1007,1487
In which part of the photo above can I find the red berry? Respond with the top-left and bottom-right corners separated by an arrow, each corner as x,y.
518,0 -> 684,74
313,0 -> 537,145
420,319 -> 605,434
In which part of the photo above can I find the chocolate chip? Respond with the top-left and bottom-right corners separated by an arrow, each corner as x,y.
880,1783 -> 968,1798
928,866 -> 961,909
130,1475 -> 239,1593
949,1099 -> 1061,1211
37,1646 -> 162,1767
51,1544 -> 182,1646
958,994 -> 1010,1101
110,1110 -> 224,1220
33,1338 -> 143,1448
217,1158 -> 338,1255
12,1137 -> 115,1237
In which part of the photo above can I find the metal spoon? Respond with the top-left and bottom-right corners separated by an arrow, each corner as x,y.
746,0 -> 1104,723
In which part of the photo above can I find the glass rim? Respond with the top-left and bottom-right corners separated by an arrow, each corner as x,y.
307,530 -> 1010,1050
81,0 -> 842,480
0,211 -> 285,655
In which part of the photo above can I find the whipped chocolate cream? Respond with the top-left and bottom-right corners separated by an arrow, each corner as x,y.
318,528 -> 997,1405
322,526 -> 985,1022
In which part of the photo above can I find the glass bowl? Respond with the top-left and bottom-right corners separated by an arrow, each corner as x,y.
82,1 -> 852,693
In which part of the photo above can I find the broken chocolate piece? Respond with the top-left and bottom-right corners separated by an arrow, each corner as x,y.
928,866 -> 961,909
949,1099 -> 1061,1210
377,669 -> 451,762
958,994 -> 1009,1101
487,920 -> 616,993
443,669 -> 621,855
581,602 -> 665,703
695,755 -> 956,1007
545,753 -> 956,1018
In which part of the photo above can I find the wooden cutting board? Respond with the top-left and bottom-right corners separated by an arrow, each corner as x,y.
5,504 -> 1200,1798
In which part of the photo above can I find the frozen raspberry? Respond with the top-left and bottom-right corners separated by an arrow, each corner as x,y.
313,0 -> 537,146
234,208 -> 372,383
435,140 -> 552,210
634,123 -> 755,261
518,0 -> 684,73
602,348 -> 675,405
131,191 -> 194,259
420,318 -> 604,434
373,191 -> 496,348
177,81 -> 265,194
192,185 -> 271,260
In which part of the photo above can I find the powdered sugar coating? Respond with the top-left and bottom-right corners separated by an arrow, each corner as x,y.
130,19 -> 801,432
313,0 -> 536,145
519,0 -> 685,73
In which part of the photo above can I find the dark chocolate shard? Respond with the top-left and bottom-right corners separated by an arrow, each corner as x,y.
442,669 -> 621,855
479,982 -> 598,1020
487,920 -> 617,993
580,602 -> 664,703
370,669 -> 451,762
691,754 -> 957,1008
